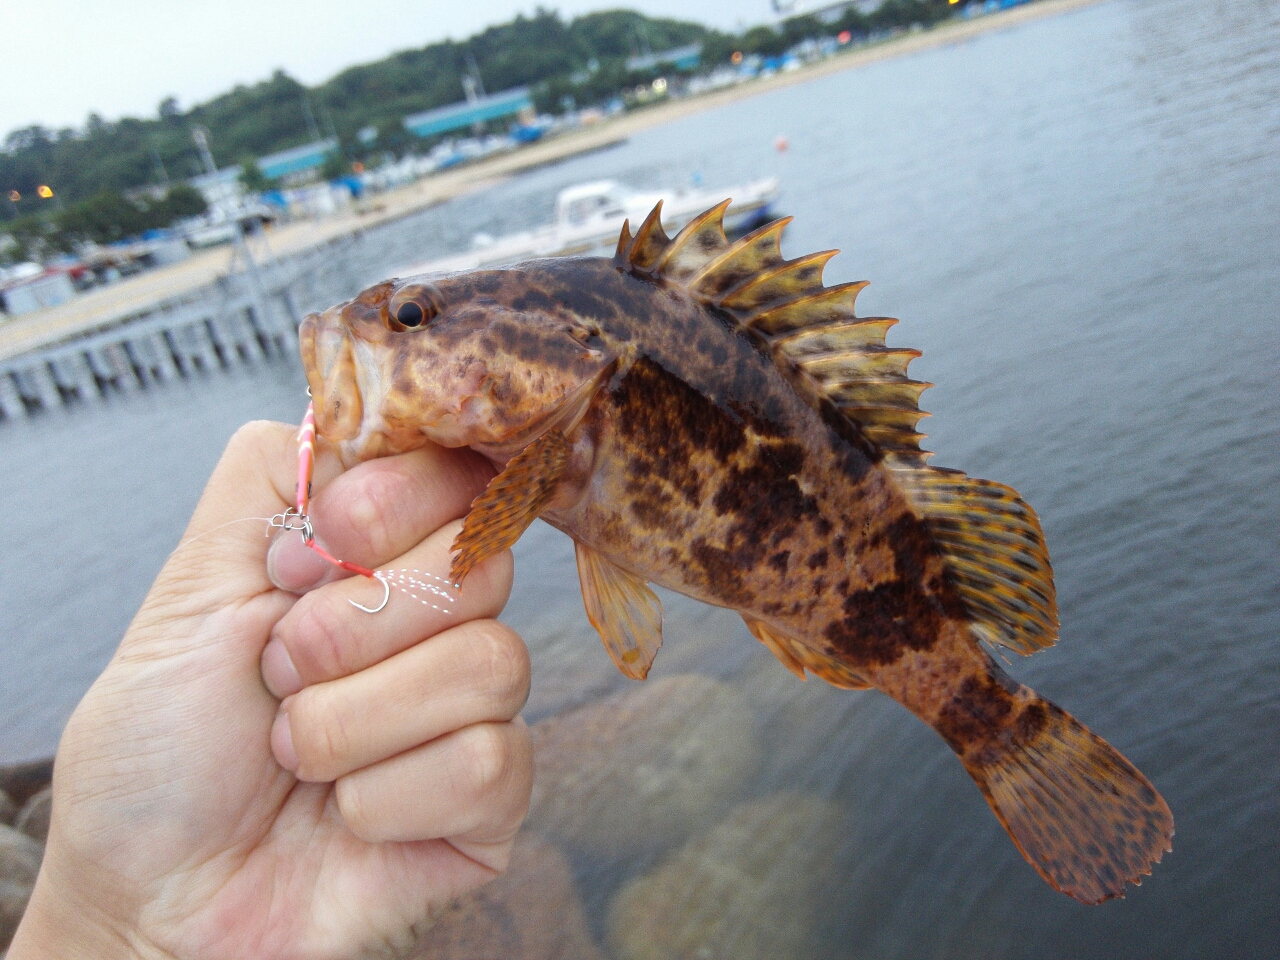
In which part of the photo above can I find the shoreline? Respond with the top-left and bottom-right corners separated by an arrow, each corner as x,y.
0,0 -> 1106,365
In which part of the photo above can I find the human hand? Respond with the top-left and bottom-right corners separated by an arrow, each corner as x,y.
9,421 -> 533,960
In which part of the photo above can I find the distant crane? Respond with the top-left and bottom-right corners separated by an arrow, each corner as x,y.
461,54 -> 486,104
190,126 -> 273,331
462,55 -> 487,135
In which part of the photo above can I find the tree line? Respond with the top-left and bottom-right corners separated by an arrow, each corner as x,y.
1,1 -> 958,260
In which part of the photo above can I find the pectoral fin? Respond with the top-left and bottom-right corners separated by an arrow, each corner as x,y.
576,541 -> 663,680
743,615 -> 872,689
450,429 -> 571,585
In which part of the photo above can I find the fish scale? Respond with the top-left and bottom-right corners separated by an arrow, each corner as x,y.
298,200 -> 1172,905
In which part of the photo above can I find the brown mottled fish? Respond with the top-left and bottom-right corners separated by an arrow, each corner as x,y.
299,201 -> 1173,903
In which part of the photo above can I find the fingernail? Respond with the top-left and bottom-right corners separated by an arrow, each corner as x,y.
261,638 -> 303,699
271,707 -> 299,773
267,532 -> 332,594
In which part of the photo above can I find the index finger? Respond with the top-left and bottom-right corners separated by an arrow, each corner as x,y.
267,443 -> 496,593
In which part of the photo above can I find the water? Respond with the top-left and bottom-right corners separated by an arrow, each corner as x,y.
3,0 -> 1278,955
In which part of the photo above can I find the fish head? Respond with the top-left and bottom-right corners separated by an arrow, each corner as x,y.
299,265 -> 616,466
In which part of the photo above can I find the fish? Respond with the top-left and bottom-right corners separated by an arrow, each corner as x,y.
299,200 -> 1173,904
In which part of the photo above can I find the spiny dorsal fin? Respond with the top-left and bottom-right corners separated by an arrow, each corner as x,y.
612,202 -> 931,458
691,216 -> 791,298
720,249 -> 839,313
614,218 -> 633,261
751,283 -> 869,337
655,199 -> 733,284
610,202 -> 1059,656
622,201 -> 671,274
891,461 -> 1059,654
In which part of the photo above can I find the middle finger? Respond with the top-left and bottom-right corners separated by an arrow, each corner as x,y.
263,519 -> 513,697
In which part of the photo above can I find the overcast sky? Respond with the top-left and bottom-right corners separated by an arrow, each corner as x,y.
1,0 -> 778,138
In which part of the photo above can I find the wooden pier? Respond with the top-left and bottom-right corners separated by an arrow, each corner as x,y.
0,242 -> 337,420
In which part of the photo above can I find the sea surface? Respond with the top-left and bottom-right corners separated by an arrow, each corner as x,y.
2,0 -> 1277,955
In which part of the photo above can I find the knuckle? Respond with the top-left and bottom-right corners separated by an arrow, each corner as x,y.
467,550 -> 515,613
291,691 -> 350,778
225,420 -> 290,463
292,596 -> 355,680
469,623 -> 530,710
342,468 -> 402,559
461,724 -> 514,797
219,420 -> 293,487
335,776 -> 379,842
317,708 -> 355,774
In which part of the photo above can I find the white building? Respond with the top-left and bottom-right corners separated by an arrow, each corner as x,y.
1,270 -> 76,316
188,166 -> 244,211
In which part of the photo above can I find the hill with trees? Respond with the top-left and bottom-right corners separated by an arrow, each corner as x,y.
1,1 -> 957,258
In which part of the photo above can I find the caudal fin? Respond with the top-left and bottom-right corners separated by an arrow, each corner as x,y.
963,700 -> 1174,904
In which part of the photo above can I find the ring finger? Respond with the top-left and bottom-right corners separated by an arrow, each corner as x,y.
334,719 -> 533,847
274,617 -> 530,783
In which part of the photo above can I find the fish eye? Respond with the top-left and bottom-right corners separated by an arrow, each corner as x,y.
387,284 -> 441,332
397,302 -> 424,327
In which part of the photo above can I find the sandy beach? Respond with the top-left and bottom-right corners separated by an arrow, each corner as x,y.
0,0 -> 1104,363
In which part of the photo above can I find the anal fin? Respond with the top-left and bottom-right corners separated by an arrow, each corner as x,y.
450,430 -> 570,585
742,616 -> 806,680
742,616 -> 871,689
576,542 -> 663,680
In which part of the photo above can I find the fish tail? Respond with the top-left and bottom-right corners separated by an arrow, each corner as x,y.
961,695 -> 1174,904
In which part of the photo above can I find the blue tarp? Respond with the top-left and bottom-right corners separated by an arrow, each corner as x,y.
334,175 -> 364,198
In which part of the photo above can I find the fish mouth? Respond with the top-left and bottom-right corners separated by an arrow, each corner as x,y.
299,305 -> 429,467
300,309 -> 363,444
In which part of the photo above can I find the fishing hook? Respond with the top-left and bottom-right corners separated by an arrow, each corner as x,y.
349,573 -> 390,614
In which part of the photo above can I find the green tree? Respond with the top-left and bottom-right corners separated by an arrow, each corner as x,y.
744,25 -> 787,56
239,160 -> 270,193
0,3 -> 967,222
155,184 -> 207,219
320,150 -> 348,181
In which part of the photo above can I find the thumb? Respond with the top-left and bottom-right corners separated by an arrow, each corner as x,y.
161,420 -> 344,605
266,529 -> 350,594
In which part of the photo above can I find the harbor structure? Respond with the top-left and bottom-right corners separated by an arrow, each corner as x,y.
626,44 -> 704,73
189,167 -> 244,210
0,235 -> 354,420
257,137 -> 339,182
0,270 -> 76,316
403,87 -> 534,139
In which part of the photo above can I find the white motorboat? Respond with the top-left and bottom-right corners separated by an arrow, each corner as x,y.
392,176 -> 780,277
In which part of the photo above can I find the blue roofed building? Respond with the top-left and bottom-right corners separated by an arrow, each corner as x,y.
402,87 -> 533,139
626,43 -> 703,73
257,137 -> 338,181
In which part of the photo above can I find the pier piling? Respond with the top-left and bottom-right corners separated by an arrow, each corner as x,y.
0,372 -> 22,419
0,242 -> 338,419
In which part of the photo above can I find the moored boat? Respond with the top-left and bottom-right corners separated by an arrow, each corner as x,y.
390,177 -> 779,277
